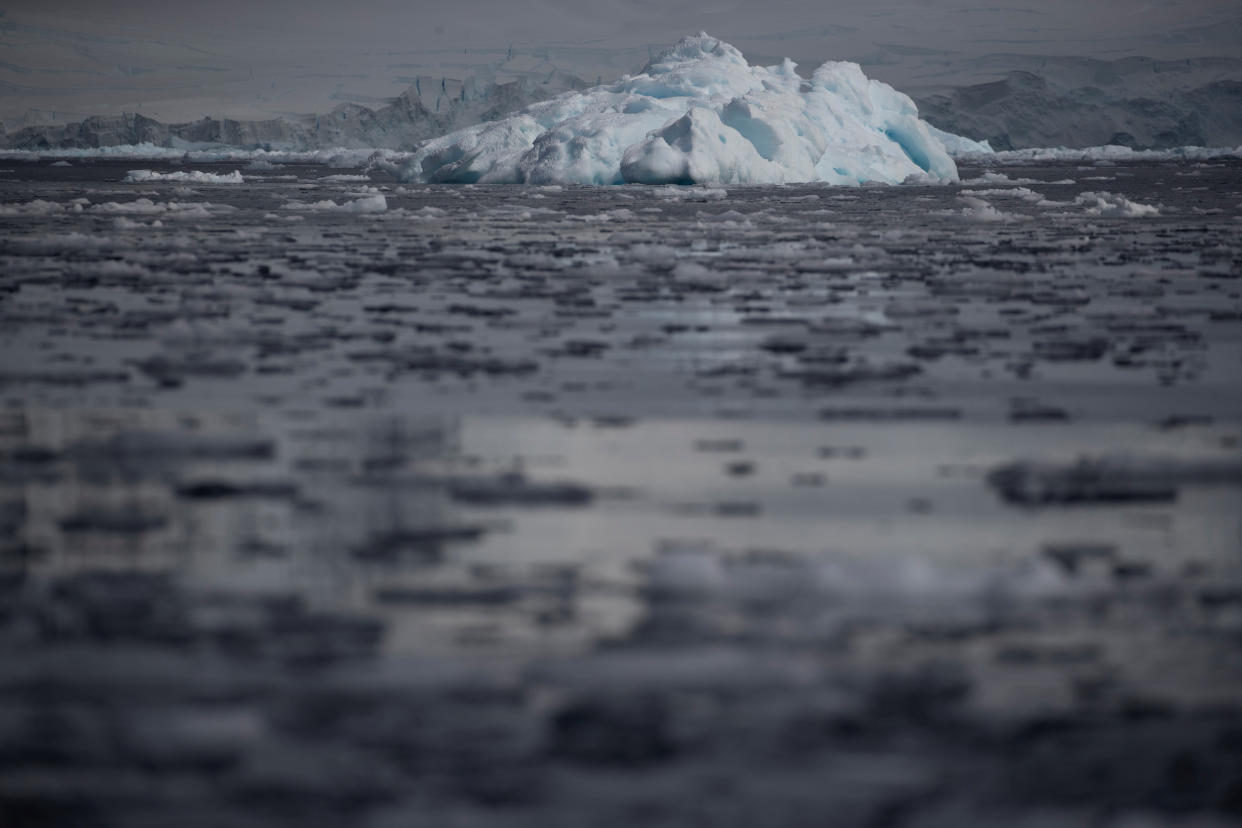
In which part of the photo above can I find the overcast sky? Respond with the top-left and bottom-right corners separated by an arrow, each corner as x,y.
3,1 -> 1241,123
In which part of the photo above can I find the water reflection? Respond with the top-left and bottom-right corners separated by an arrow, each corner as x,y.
3,407 -> 1242,826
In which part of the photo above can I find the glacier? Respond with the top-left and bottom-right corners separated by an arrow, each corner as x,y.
394,34 -> 966,186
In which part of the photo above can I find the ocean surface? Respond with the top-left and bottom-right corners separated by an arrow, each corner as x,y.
1,158 -> 1241,827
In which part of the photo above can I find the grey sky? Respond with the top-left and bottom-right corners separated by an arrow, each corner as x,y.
3,1 -> 1240,124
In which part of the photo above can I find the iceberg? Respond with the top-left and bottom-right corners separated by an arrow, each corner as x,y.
923,124 -> 992,157
394,34 -> 964,186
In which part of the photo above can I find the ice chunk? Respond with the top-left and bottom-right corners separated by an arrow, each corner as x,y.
968,144 -> 1242,164
125,169 -> 244,184
960,172 -> 1042,186
393,33 -> 961,186
933,195 -> 1022,222
86,198 -> 232,217
282,194 -> 388,213
0,199 -> 65,216
924,123 -> 992,156
1072,191 -> 1160,217
961,186 -> 1045,202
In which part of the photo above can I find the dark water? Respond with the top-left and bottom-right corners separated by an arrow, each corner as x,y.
1,158 -> 1241,827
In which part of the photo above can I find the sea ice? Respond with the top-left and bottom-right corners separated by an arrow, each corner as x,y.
1072,191 -> 1160,217
86,198 -> 231,217
959,172 -> 1064,186
0,199 -> 67,216
282,194 -> 388,213
964,144 -> 1242,164
391,34 -> 964,186
933,195 -> 1022,222
962,187 -> 1045,202
125,169 -> 245,184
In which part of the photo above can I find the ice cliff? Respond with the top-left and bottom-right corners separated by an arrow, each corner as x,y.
396,34 -> 974,186
0,73 -> 590,153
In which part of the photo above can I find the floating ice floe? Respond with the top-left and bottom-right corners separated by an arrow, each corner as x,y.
282,194 -> 388,213
391,33 -> 965,186
959,172 -> 1074,186
642,541 -> 1081,613
0,199 -> 70,216
86,198 -> 233,218
1072,191 -> 1161,217
125,169 -> 245,184
961,186 -> 1045,202
933,195 -> 1023,222
959,144 -> 1242,164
